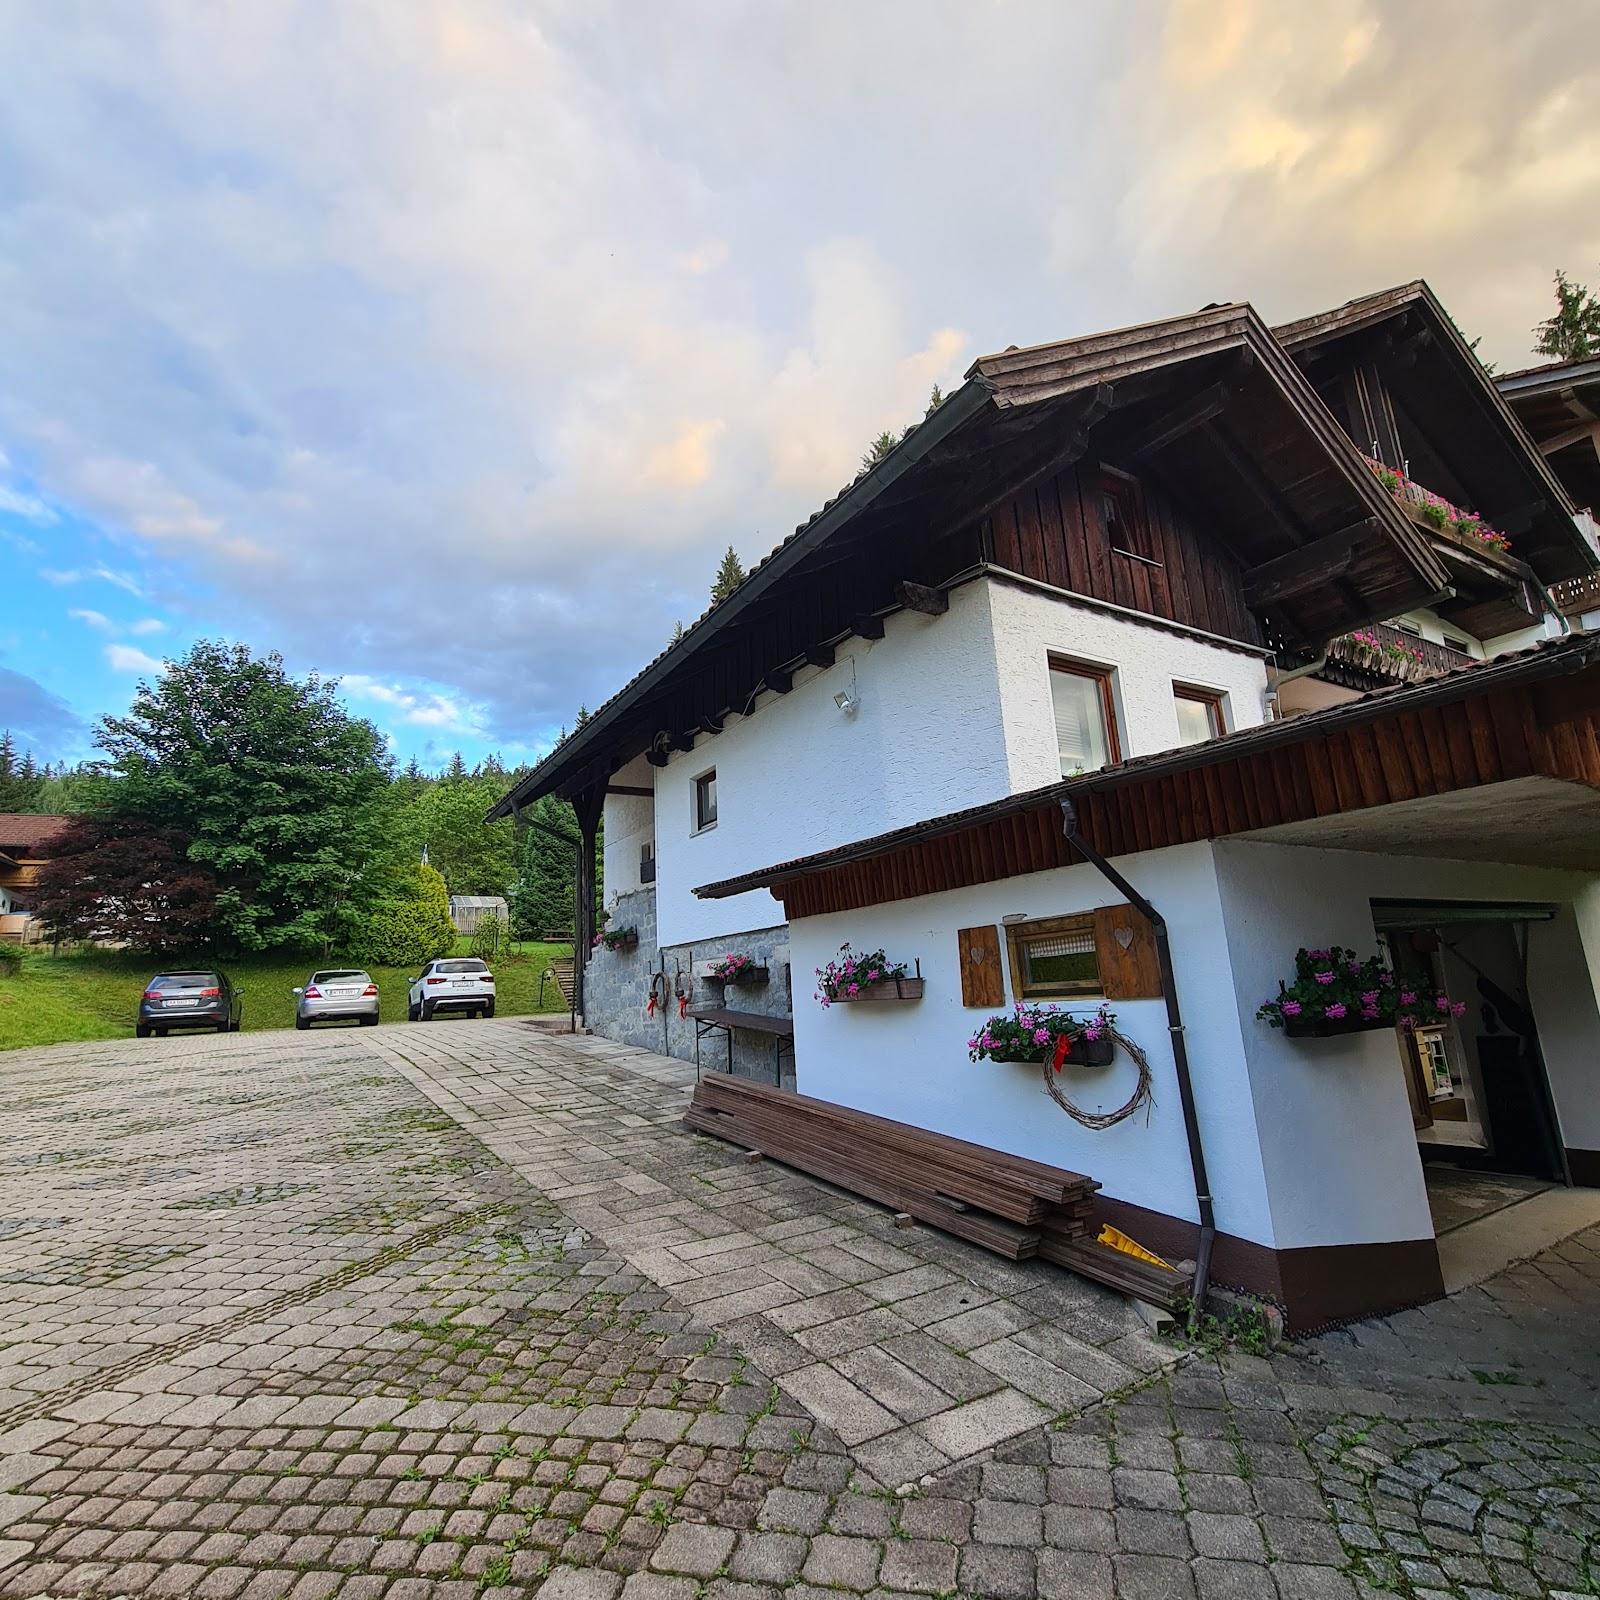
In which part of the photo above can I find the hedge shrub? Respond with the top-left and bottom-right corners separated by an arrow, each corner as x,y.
353,862 -> 456,968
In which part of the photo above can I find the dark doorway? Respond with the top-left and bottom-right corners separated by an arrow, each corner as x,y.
1375,904 -> 1566,1188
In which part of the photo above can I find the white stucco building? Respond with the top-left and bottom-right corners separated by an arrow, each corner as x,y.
493,282 -> 1600,1330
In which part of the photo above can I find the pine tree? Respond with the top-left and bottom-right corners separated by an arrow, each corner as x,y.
860,432 -> 899,473
925,383 -> 945,417
0,732 -> 43,812
710,546 -> 746,604
1534,269 -> 1600,361
509,795 -> 576,938
442,751 -> 468,783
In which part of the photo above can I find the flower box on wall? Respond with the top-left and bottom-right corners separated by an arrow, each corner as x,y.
707,958 -> 768,987
828,976 -> 925,1004
1281,1013 -> 1394,1040
990,1035 -> 1116,1067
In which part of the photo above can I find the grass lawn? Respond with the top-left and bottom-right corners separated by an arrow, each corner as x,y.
0,940 -> 573,1052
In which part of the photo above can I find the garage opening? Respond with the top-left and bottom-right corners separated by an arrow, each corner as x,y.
1372,900 -> 1568,1238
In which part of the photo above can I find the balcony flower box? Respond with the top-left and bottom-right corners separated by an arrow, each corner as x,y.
814,944 -> 923,1007
1257,944 -> 1465,1040
594,926 -> 638,953
708,953 -> 768,986
969,1002 -> 1117,1068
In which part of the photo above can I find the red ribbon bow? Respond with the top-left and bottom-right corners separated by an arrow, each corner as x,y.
1052,1034 -> 1072,1074
678,992 -> 690,1019
646,993 -> 657,1018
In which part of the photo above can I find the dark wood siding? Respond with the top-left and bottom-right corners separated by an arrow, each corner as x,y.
776,670 -> 1600,919
984,463 -> 1263,646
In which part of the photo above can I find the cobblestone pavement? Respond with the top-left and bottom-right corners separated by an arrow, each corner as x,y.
0,1020 -> 1593,1600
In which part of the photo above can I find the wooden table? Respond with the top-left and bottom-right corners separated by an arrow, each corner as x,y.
687,1007 -> 794,1087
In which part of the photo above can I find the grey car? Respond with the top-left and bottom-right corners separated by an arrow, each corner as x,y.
293,969 -> 380,1029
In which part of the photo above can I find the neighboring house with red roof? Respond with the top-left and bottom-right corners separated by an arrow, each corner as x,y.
0,814 -> 72,942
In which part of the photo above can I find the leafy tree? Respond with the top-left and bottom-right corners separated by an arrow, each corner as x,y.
1534,269 -> 1600,361
30,766 -> 107,814
96,640 -> 390,951
410,773 -> 517,896
32,814 -> 220,952
710,545 -> 747,604
352,861 -> 456,968
509,795 -> 575,938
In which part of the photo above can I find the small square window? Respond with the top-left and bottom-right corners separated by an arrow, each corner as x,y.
1005,914 -> 1102,1000
693,770 -> 718,831
1051,659 -> 1119,777
1173,685 -> 1225,747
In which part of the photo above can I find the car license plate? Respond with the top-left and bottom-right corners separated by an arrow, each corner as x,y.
453,978 -> 477,986
165,999 -> 198,1008
330,987 -> 357,996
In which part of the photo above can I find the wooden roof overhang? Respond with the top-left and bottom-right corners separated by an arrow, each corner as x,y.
1276,282 -> 1596,586
1498,357 -> 1600,517
694,635 -> 1600,919
489,304 -> 1449,820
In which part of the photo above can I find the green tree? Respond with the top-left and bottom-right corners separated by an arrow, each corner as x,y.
0,732 -> 43,811
925,382 -> 946,417
30,766 -> 106,814
352,860 -> 456,969
710,545 -> 747,604
411,773 -> 517,896
1534,269 -> 1600,361
509,795 -> 575,938
860,431 -> 899,473
96,639 -> 391,951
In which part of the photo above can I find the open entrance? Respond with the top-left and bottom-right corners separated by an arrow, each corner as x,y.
1372,901 -> 1568,1238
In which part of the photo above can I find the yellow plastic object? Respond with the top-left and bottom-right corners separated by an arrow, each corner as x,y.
1096,1224 -> 1174,1271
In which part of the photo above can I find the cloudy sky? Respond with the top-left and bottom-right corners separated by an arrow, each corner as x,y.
2,0 -> 1598,770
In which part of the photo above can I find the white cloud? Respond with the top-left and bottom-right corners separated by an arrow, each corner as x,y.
341,674 -> 489,737
68,608 -> 113,631
104,644 -> 167,676
128,617 -> 167,636
0,0 -> 1595,750
39,565 -> 145,596
70,607 -> 169,639
0,484 -> 56,525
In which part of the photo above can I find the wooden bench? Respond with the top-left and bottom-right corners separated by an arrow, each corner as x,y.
685,1074 -> 1098,1260
687,1007 -> 794,1086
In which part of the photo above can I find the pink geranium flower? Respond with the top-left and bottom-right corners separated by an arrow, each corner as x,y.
1325,1002 -> 1347,1019
1314,971 -> 1335,985
1280,1000 -> 1302,1017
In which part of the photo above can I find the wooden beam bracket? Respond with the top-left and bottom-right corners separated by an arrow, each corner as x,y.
1242,522 -> 1373,608
850,612 -> 887,640
896,580 -> 949,616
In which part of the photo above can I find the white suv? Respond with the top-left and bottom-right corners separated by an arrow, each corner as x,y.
408,958 -> 496,1021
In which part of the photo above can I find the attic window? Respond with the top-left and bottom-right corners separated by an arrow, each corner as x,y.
1099,469 -> 1156,563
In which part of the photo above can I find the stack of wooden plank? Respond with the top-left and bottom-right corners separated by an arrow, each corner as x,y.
1037,1216 -> 1193,1312
684,1075 -> 1098,1259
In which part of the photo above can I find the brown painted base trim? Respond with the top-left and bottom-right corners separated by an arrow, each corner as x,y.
1567,1147 -> 1600,1187
1091,1194 -> 1445,1336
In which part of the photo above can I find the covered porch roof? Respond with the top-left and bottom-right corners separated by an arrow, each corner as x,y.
694,634 -> 1600,917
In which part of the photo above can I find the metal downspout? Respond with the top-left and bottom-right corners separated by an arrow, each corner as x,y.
1059,799 -> 1217,1333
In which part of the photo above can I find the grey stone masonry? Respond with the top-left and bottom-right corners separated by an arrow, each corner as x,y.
586,892 -> 795,1088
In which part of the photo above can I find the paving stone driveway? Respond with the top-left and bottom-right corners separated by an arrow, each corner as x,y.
0,1020 -> 1592,1600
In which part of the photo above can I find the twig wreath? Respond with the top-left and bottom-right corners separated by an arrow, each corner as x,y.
1037,1026 -> 1155,1130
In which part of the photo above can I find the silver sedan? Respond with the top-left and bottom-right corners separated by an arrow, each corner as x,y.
293,969 -> 380,1029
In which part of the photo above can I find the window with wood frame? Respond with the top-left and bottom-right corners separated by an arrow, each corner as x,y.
693,769 -> 718,832
1005,913 -> 1102,1000
1098,467 -> 1155,562
1173,684 -> 1225,747
1050,658 -> 1119,777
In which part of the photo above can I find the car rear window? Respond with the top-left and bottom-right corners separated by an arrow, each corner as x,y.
149,973 -> 220,989
312,970 -> 368,983
436,960 -> 488,974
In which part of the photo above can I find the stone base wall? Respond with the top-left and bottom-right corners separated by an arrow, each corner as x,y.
584,889 -> 795,1089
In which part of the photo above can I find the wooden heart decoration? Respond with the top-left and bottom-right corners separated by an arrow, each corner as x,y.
1114,926 -> 1134,950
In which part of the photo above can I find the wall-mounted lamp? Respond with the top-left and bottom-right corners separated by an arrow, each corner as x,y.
833,689 -> 859,717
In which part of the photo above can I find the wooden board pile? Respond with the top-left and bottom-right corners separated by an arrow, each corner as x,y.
684,1074 -> 1098,1260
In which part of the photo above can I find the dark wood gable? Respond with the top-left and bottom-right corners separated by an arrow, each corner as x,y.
984,459 -> 1262,646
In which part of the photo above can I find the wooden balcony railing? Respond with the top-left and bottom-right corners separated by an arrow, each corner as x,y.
1325,623 -> 1477,685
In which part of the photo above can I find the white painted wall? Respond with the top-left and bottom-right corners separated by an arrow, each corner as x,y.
787,842 -> 1281,1248
655,581 -> 1014,944
602,752 -> 656,905
986,581 -> 1273,793
1212,840 -> 1600,1250
657,577 -> 1277,945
